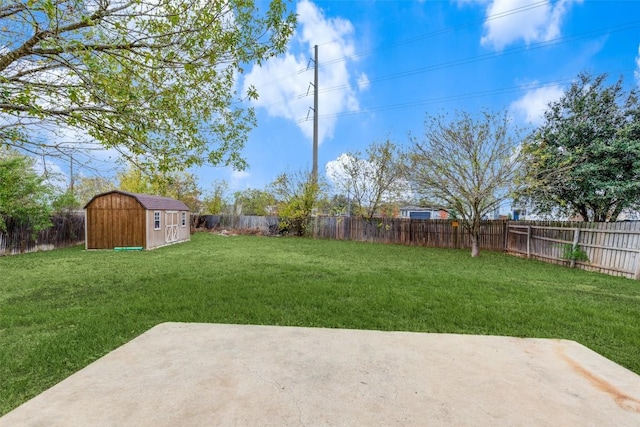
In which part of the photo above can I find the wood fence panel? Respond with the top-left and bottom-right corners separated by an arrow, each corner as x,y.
507,221 -> 640,279
306,217 -> 506,251
0,213 -> 85,256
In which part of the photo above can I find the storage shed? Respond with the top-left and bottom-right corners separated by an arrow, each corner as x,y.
84,191 -> 190,250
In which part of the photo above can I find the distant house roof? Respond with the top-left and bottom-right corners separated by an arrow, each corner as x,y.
400,206 -> 440,212
84,190 -> 190,211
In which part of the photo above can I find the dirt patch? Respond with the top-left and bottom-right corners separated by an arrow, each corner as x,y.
192,227 -> 271,237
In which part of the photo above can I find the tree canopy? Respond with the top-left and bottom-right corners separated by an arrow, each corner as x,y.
271,169 -> 325,235
73,175 -> 115,206
117,164 -> 201,211
519,73 -> 640,221
1,0 -> 296,172
202,179 -> 230,215
233,188 -> 276,216
0,150 -> 52,233
408,110 -> 522,257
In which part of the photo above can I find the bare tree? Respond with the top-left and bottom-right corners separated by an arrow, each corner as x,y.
326,140 -> 405,221
408,110 -> 523,257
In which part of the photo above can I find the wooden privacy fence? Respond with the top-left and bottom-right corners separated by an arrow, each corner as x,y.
195,215 -> 506,250
0,213 -> 85,256
507,221 -> 640,279
309,216 -> 507,251
196,215 -> 280,235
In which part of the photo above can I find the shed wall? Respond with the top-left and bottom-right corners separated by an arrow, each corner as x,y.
86,193 -> 146,249
145,210 -> 190,249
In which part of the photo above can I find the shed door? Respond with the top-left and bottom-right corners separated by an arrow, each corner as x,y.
165,211 -> 178,243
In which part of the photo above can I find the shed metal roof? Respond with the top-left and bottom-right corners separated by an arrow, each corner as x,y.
85,190 -> 190,211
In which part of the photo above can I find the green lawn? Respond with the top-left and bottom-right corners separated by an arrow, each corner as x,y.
1,232 -> 640,415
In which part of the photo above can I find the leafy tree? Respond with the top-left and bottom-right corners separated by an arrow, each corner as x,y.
0,0 -> 296,172
519,73 -> 640,222
408,110 -> 523,257
271,169 -> 325,236
117,164 -> 201,211
51,189 -> 81,213
327,140 -> 406,221
117,167 -> 153,194
203,180 -> 230,215
0,151 -> 52,233
318,193 -> 350,216
156,172 -> 201,213
377,202 -> 399,218
233,188 -> 276,216
73,176 -> 116,206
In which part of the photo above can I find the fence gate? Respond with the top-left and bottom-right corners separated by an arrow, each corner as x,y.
165,211 -> 178,243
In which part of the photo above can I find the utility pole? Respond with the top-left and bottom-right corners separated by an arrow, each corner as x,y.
312,44 -> 318,183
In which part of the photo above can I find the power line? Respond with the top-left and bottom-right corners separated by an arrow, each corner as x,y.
316,19 -> 640,96
257,19 -> 640,110
294,72 -> 635,123
251,1 -> 551,90
317,0 -> 551,68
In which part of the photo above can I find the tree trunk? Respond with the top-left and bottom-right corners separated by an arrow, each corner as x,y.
610,204 -> 624,222
471,234 -> 480,257
468,213 -> 481,257
578,205 -> 590,222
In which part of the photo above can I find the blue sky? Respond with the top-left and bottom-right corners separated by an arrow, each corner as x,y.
60,0 -> 640,198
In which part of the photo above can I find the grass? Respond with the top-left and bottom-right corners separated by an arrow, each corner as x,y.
1,231 -> 640,415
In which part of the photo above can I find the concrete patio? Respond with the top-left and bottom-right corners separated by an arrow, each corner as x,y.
1,322 -> 639,426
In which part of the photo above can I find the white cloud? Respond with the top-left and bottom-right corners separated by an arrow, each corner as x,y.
325,153 -> 353,190
454,0 -> 491,7
635,44 -> 640,88
510,84 -> 564,125
231,170 -> 249,180
242,0 -> 364,146
479,0 -> 582,50
357,73 -> 370,91
229,170 -> 250,190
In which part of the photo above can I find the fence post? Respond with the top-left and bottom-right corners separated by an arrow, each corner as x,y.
570,228 -> 581,269
526,226 -> 531,259
453,221 -> 458,249
346,216 -> 352,241
313,216 -> 319,238
503,221 -> 508,251
634,253 -> 640,280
